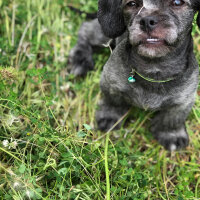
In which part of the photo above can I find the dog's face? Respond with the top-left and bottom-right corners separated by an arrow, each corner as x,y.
98,0 -> 200,58
123,0 -> 194,57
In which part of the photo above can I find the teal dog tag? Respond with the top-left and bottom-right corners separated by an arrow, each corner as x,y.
128,76 -> 136,83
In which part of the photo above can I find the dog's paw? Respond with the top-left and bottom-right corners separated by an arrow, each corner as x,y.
96,109 -> 122,131
70,65 -> 89,77
153,127 -> 189,151
68,45 -> 94,76
97,117 -> 121,131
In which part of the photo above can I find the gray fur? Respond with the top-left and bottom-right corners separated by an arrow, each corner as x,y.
69,0 -> 199,150
68,19 -> 109,76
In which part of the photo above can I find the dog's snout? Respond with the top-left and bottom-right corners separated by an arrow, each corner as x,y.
140,16 -> 158,32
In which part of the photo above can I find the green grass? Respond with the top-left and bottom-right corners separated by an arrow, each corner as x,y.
0,0 -> 200,199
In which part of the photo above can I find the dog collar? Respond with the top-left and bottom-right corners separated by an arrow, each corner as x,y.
128,69 -> 174,83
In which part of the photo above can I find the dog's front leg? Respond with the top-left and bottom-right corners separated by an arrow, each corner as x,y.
68,19 -> 110,76
96,97 -> 130,131
151,102 -> 194,151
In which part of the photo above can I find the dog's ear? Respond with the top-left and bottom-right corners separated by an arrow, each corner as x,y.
98,0 -> 126,38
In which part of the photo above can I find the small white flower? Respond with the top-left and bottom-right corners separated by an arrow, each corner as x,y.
60,84 -> 70,91
41,26 -> 48,34
10,141 -> 18,149
2,140 -> 9,147
26,190 -> 31,198
13,182 -> 20,188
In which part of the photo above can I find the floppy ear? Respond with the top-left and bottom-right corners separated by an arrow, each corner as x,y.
97,0 -> 126,38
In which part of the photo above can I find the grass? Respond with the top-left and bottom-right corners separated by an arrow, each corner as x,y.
0,0 -> 200,199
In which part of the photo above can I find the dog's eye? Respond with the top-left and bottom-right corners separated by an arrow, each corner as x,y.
126,1 -> 137,7
171,0 -> 185,7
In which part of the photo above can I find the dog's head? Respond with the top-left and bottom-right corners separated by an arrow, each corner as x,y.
98,0 -> 200,58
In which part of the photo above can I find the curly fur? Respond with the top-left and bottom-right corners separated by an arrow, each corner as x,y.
69,0 -> 199,151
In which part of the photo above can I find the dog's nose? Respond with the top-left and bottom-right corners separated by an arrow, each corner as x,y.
140,16 -> 158,32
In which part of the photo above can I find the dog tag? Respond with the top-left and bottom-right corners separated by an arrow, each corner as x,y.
128,76 -> 136,83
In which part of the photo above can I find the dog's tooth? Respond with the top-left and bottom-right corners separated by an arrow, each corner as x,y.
147,38 -> 159,42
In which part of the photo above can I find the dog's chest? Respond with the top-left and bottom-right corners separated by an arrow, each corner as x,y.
101,66 -> 170,110
101,61 -> 198,111
127,83 -> 165,110
107,76 -> 166,110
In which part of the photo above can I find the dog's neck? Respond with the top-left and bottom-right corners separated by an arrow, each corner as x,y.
127,34 -> 194,81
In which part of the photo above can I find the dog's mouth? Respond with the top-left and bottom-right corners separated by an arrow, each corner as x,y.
142,37 -> 165,46
134,33 -> 173,57
146,38 -> 164,44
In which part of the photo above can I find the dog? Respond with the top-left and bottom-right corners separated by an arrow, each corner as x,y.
69,0 -> 200,151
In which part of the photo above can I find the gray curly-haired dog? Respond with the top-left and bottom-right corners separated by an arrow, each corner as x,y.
69,0 -> 200,151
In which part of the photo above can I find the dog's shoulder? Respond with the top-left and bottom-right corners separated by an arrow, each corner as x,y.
100,38 -> 130,89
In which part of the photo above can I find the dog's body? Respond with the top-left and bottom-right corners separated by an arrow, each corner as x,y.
69,0 -> 200,151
